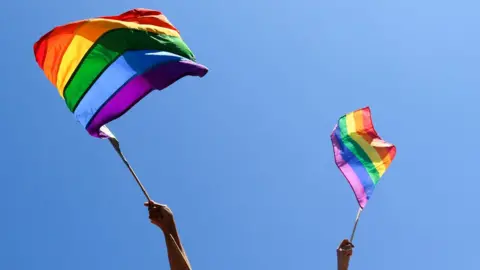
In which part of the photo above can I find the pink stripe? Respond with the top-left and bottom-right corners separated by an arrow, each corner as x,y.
331,134 -> 367,208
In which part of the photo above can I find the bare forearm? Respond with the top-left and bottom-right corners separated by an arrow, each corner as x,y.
165,222 -> 186,253
163,233 -> 191,270
145,202 -> 192,270
337,239 -> 353,270
338,263 -> 349,270
162,225 -> 192,270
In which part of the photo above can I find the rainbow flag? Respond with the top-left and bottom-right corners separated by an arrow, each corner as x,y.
330,107 -> 396,208
33,8 -> 208,138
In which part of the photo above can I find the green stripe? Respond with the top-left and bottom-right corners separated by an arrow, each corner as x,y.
63,29 -> 195,111
338,117 -> 380,183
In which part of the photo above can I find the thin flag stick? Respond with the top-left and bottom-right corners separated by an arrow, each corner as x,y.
350,207 -> 363,243
108,136 -> 152,202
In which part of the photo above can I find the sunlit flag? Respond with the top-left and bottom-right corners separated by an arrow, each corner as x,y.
330,107 -> 396,208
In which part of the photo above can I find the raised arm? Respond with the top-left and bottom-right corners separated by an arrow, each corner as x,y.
145,201 -> 192,270
337,239 -> 354,270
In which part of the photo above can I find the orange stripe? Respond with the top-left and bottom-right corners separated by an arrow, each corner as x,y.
353,109 -> 365,131
364,107 -> 395,169
34,8 -> 179,90
356,107 -> 395,174
375,146 -> 395,168
55,18 -> 180,96
355,108 -> 379,154
34,21 -> 85,85
354,109 -> 370,139
41,21 -> 87,87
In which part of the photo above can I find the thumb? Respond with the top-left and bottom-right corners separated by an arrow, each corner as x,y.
144,201 -> 154,208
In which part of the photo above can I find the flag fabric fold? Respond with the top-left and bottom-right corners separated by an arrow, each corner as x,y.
330,107 -> 396,208
34,8 -> 208,138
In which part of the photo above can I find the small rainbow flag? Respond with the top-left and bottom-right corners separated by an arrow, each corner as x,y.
33,8 -> 208,138
330,107 -> 396,208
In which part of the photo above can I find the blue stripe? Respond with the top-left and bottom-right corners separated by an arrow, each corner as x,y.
333,127 -> 375,199
74,50 -> 184,127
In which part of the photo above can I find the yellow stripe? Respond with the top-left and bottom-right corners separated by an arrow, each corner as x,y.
345,112 -> 387,175
42,21 -> 88,92
345,112 -> 357,134
55,18 -> 181,96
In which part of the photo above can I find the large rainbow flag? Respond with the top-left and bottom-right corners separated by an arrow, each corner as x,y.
330,107 -> 396,208
33,8 -> 208,138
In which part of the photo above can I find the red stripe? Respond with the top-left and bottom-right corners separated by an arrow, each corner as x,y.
33,29 -> 52,69
99,8 -> 178,32
33,21 -> 85,70
359,107 -> 396,167
34,8 -> 179,85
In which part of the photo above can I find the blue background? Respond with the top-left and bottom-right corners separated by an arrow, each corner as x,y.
1,1 -> 478,269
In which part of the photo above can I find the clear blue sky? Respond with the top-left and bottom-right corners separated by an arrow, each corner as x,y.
1,0 -> 478,269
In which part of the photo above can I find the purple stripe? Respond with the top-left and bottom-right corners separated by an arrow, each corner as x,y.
86,59 -> 208,137
331,132 -> 368,208
332,126 -> 375,200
